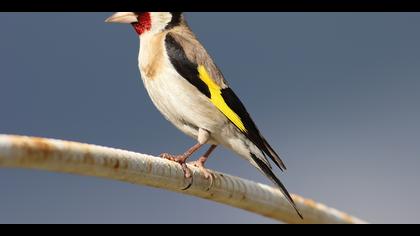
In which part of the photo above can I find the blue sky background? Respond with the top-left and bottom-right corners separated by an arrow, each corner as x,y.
0,13 -> 419,223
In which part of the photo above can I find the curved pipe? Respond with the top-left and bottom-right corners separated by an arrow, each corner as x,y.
0,135 -> 367,224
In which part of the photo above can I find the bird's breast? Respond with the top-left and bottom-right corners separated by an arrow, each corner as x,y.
139,33 -> 166,80
137,33 -> 229,143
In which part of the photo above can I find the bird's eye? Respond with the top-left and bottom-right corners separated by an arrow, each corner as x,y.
134,12 -> 146,19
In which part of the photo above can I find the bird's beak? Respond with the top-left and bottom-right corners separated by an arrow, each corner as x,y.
105,12 -> 138,24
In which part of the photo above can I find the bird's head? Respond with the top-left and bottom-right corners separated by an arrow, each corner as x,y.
105,12 -> 183,36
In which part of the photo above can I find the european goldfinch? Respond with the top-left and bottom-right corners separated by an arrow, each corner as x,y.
106,12 -> 302,218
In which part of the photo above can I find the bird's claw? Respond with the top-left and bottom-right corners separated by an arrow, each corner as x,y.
160,153 -> 183,162
188,160 -> 213,181
159,153 -> 192,179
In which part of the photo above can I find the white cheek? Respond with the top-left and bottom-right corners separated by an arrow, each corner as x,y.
149,12 -> 172,33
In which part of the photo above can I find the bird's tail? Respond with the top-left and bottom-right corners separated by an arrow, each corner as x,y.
250,153 -> 303,219
262,137 -> 287,171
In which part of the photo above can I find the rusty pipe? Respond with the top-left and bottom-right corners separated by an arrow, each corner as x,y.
0,134 -> 367,224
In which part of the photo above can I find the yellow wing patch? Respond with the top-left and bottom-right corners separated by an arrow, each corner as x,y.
197,65 -> 247,132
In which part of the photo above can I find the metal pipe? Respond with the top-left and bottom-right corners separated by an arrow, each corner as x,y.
0,134 -> 367,224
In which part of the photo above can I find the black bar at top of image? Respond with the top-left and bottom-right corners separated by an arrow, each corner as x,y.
0,0 -> 418,12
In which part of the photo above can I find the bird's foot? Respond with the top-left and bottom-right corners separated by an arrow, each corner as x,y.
160,153 -> 192,179
188,158 -> 213,181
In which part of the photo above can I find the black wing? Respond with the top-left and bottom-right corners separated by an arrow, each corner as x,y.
165,33 -> 286,171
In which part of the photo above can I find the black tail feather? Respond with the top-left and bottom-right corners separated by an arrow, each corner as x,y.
251,153 -> 303,219
262,137 -> 287,171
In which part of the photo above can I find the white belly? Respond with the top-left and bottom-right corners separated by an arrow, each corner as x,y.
138,41 -> 226,143
143,69 -> 227,142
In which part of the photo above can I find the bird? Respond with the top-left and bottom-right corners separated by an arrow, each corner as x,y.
105,12 -> 302,218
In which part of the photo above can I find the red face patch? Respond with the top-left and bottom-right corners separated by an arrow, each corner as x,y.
132,12 -> 151,35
